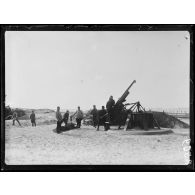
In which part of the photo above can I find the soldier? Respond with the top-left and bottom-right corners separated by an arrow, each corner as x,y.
137,101 -> 141,112
106,96 -> 115,112
90,105 -> 98,127
12,110 -> 21,126
106,95 -> 115,108
30,110 -> 36,127
97,106 -> 107,131
56,106 -> 63,133
72,106 -> 84,128
63,110 -> 69,126
106,95 -> 115,127
70,115 -> 73,123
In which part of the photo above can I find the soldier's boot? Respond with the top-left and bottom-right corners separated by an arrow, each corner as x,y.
104,122 -> 109,131
96,125 -> 99,131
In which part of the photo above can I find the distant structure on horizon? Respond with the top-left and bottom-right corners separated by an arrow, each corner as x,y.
149,107 -> 189,114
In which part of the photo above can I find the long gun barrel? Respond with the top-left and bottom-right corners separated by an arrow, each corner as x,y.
116,80 -> 136,105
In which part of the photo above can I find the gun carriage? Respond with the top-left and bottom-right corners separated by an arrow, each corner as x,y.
97,80 -> 160,130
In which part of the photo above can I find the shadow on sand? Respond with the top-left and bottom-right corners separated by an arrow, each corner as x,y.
52,125 -> 79,134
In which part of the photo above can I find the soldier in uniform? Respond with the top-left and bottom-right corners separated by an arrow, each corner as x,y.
90,105 -> 98,127
72,106 -> 84,128
106,95 -> 115,128
97,106 -> 108,131
63,110 -> 69,126
12,110 -> 21,126
56,106 -> 63,133
106,95 -> 115,113
30,110 -> 36,127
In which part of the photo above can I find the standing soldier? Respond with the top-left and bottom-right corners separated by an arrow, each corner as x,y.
72,106 -> 84,128
63,110 -> 69,126
12,110 -> 21,126
56,106 -> 63,133
30,110 -> 36,127
97,106 -> 108,131
106,95 -> 115,128
90,105 -> 98,127
97,106 -> 107,131
106,95 -> 115,113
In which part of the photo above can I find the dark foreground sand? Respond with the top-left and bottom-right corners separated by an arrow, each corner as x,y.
5,121 -> 190,165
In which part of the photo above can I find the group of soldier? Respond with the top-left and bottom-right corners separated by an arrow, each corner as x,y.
12,110 -> 36,127
11,95 -> 116,132
90,96 -> 115,130
55,95 -> 116,132
55,106 -> 84,133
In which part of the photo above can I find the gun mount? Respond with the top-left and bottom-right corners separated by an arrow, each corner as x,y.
89,80 -> 188,131
98,80 -> 161,131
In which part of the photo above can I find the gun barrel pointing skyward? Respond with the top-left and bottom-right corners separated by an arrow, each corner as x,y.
126,80 -> 136,91
116,80 -> 136,104
121,80 -> 136,98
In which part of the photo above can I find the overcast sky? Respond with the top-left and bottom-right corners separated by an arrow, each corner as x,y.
5,31 -> 190,110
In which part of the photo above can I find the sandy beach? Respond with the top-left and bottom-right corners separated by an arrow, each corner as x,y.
5,111 -> 190,165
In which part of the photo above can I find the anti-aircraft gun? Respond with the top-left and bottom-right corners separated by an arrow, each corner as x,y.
101,80 -> 160,130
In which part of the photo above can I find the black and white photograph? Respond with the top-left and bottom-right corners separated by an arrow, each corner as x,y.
1,25 -> 193,170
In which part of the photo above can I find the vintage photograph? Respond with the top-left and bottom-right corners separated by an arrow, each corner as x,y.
3,28 -> 191,166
